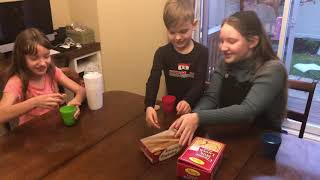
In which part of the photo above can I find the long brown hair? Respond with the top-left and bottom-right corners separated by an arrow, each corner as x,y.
222,11 -> 288,121
222,11 -> 279,63
1,28 -> 56,99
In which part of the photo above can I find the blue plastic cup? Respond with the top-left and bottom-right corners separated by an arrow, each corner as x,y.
261,132 -> 282,159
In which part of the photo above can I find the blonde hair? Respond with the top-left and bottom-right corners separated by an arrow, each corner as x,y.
163,0 -> 195,29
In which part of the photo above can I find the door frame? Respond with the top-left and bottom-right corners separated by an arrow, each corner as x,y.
277,0 -> 320,139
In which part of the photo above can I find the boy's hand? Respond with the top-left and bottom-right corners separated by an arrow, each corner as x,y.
145,107 -> 160,129
33,93 -> 64,109
176,100 -> 191,115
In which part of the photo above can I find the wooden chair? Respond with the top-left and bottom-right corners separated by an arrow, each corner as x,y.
287,79 -> 317,138
59,67 -> 84,104
60,67 -> 82,84
59,67 -> 82,92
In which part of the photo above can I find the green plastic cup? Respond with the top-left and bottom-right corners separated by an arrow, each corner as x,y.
59,105 -> 76,126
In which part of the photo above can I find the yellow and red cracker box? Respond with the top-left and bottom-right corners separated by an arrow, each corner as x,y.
140,129 -> 181,164
177,137 -> 226,180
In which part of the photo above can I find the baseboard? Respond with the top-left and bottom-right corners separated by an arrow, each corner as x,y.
282,127 -> 320,142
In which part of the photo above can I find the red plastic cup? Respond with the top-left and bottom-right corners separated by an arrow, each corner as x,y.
162,95 -> 176,113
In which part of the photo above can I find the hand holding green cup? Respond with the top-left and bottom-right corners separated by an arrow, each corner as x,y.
59,105 -> 77,126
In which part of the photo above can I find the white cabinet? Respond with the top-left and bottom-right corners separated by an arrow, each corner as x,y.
69,51 -> 101,73
54,42 -> 102,74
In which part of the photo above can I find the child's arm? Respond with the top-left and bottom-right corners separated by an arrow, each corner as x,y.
145,107 -> 160,129
0,92 -> 34,123
176,100 -> 192,115
145,49 -> 162,128
193,61 -> 224,111
57,72 -> 86,106
0,92 -> 64,124
183,46 -> 209,106
145,49 -> 162,109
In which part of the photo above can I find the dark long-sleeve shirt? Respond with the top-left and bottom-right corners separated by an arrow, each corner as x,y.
193,58 -> 287,130
145,41 -> 208,109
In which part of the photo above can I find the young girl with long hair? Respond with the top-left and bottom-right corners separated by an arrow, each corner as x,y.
0,28 -> 85,125
170,11 -> 288,146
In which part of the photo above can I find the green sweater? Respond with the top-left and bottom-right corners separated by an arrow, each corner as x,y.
193,58 -> 287,130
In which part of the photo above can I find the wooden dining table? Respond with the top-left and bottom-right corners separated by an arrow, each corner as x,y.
0,91 -> 145,179
1,91 -> 319,180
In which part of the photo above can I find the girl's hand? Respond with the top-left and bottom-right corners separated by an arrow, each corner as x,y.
33,93 -> 64,109
176,100 -> 191,115
145,107 -> 160,129
169,113 -> 199,146
67,99 -> 81,119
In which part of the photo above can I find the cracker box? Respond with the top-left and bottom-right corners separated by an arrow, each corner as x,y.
177,137 -> 226,180
140,129 -> 181,164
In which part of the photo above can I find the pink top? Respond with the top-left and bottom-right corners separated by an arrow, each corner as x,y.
3,67 -> 63,125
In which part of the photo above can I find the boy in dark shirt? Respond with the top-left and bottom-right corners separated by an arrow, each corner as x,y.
145,0 -> 208,128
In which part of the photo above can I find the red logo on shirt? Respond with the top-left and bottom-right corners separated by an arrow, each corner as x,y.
178,63 -> 190,71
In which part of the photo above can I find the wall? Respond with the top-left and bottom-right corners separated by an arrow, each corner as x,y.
49,0 -> 72,29
96,0 -> 167,97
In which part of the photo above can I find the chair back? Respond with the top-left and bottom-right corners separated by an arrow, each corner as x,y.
287,79 -> 316,138
59,67 -> 81,93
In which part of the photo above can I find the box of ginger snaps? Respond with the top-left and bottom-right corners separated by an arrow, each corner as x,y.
176,137 -> 226,180
139,129 -> 182,164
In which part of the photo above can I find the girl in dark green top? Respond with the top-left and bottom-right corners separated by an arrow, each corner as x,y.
170,11 -> 288,146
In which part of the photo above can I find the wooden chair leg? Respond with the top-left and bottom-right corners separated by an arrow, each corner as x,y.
299,121 -> 307,138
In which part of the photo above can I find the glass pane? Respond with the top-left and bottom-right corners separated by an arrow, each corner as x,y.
284,0 -> 320,128
242,0 -> 285,52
